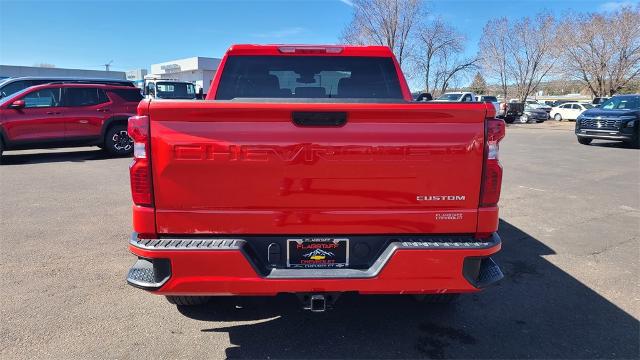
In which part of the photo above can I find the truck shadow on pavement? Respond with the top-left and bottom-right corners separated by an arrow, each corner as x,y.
0,148 -> 115,165
178,220 -> 639,359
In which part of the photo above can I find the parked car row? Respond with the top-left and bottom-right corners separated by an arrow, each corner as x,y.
0,77 -> 144,161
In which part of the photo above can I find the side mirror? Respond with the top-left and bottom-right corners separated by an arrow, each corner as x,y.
416,92 -> 433,102
9,99 -> 25,109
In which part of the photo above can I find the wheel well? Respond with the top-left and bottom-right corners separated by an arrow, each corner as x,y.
101,117 -> 129,142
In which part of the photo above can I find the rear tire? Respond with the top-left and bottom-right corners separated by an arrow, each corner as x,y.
414,294 -> 459,304
166,296 -> 210,306
554,113 -> 562,121
577,137 -> 592,145
104,124 -> 133,157
518,115 -> 529,124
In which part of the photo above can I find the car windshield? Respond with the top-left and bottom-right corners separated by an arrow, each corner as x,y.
599,96 -> 640,110
437,93 -> 462,101
155,82 -> 196,99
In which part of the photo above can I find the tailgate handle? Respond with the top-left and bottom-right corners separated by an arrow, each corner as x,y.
292,111 -> 347,127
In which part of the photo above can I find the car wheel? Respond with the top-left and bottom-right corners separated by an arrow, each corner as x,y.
577,137 -> 592,145
104,125 -> 133,156
554,113 -> 562,121
518,115 -> 529,124
166,296 -> 210,306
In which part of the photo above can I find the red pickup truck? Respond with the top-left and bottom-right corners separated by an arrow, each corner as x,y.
126,44 -> 505,311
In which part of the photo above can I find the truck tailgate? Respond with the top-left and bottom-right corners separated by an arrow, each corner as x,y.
149,101 -> 488,234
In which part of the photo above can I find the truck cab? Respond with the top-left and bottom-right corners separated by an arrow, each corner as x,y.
143,76 -> 198,100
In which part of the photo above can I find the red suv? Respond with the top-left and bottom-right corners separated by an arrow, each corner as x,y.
0,83 -> 142,159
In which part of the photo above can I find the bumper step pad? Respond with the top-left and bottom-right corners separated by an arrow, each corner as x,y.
476,257 -> 504,288
126,258 -> 171,290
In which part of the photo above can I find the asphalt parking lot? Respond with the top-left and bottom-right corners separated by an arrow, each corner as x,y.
1,122 -> 638,359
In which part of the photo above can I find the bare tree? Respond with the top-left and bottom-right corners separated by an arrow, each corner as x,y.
478,13 -> 556,101
341,0 -> 424,67
412,17 -> 478,94
433,54 -> 479,95
507,13 -> 557,101
414,17 -> 463,93
478,18 -> 509,99
557,6 -> 640,96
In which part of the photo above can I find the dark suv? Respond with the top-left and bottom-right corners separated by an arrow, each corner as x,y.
0,83 -> 143,160
576,94 -> 639,148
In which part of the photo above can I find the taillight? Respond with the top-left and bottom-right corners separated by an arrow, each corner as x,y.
128,115 -> 153,207
480,118 -> 506,207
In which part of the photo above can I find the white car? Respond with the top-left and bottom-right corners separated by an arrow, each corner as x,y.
551,102 -> 594,121
436,92 -> 477,102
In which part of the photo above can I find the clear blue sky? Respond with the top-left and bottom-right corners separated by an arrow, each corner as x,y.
0,0 -> 636,72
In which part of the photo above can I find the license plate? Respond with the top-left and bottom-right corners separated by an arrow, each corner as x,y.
286,238 -> 349,268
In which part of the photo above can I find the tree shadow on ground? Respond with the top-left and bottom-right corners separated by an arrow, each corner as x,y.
177,220 -> 639,359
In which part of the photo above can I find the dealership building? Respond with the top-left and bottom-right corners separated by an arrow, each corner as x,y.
150,57 -> 221,95
0,65 -> 126,81
125,68 -> 148,89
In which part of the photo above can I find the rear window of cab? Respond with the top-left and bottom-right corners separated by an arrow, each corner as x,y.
215,56 -> 403,100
